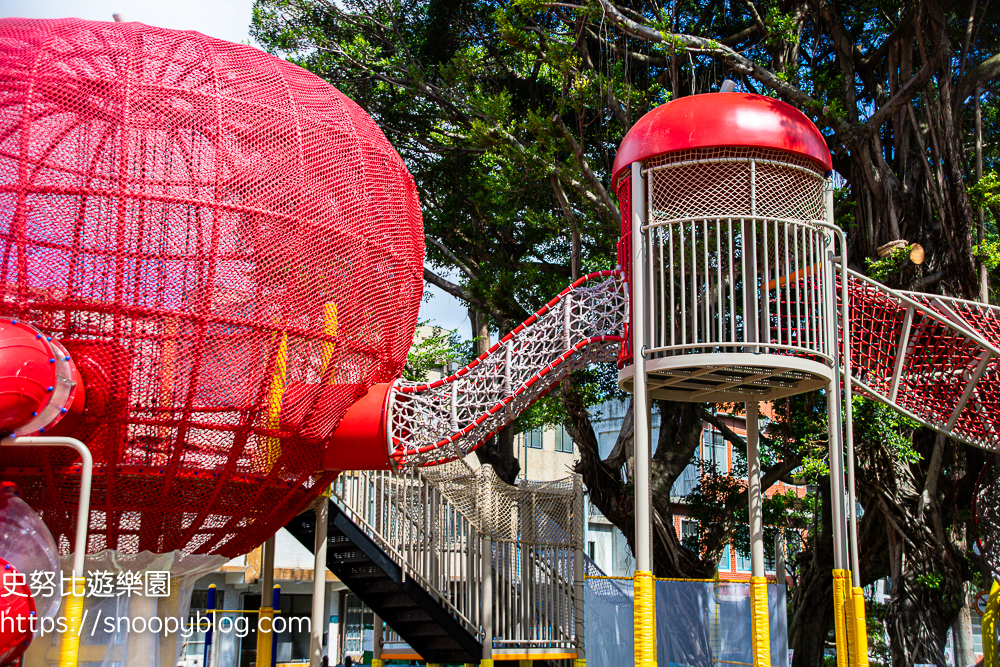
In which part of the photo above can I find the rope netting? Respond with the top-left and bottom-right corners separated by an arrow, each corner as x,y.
847,272 -> 1000,450
975,455 -> 1000,582
0,18 -> 423,557
389,272 -> 625,470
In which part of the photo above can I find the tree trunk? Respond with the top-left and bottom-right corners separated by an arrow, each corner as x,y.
789,482 -> 836,667
953,584 -> 976,667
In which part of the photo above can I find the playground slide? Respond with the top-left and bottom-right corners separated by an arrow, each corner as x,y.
386,267 -> 1000,470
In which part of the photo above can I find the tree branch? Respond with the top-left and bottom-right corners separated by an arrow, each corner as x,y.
958,53 -> 1000,101
592,0 -> 854,137
425,235 -> 478,282
423,267 -> 505,322
552,114 -> 621,222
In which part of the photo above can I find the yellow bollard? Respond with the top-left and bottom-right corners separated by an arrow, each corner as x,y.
574,659 -> 587,667
749,576 -> 771,667
851,586 -> 869,667
58,577 -> 86,667
983,580 -> 1000,667
832,570 -> 851,667
480,660 -> 494,667
634,570 -> 656,667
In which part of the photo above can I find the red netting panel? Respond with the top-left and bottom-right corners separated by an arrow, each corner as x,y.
0,19 -> 424,557
846,278 -> 1000,448
616,178 -> 631,367
904,295 -> 1000,447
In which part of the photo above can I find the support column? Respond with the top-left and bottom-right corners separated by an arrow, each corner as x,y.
482,534 -> 493,667
372,614 -> 383,667
311,498 -> 329,667
256,535 -> 276,667
746,402 -> 770,667
203,584 -> 217,667
573,475 -> 586,667
631,160 -> 655,667
825,185 -> 852,667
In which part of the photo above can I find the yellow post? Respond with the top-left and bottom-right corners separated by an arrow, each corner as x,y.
265,331 -> 288,470
634,569 -> 656,667
320,303 -> 338,377
58,577 -> 86,667
832,569 -> 851,667
851,586 -> 869,667
843,571 -> 857,667
983,580 -> 1000,667
574,659 -> 587,667
749,576 -> 771,667
480,661 -> 494,667
256,605 -> 274,667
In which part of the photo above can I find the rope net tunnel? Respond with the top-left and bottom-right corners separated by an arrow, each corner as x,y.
0,18 -> 424,558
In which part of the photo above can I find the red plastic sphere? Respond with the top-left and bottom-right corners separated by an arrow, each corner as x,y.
0,320 -> 55,433
0,18 -> 424,557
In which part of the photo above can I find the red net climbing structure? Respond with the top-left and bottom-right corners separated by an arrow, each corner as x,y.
0,18 -> 424,557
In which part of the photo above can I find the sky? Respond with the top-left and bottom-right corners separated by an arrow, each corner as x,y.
2,0 -> 473,337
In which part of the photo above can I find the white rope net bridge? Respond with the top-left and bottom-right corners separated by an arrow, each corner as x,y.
389,271 -> 626,470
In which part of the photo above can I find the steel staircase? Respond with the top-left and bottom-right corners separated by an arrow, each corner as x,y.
284,499 -> 481,664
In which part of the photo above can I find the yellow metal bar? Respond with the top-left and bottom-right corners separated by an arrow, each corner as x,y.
574,659 -> 587,667
634,570 -> 656,667
59,577 -> 86,667
372,660 -> 385,667
851,586 -> 869,667
480,661 -> 495,667
843,571 -> 857,667
265,332 -> 288,470
983,580 -> 1000,667
832,569 -> 851,667
256,607 -> 274,667
749,576 -> 771,667
320,303 -> 338,376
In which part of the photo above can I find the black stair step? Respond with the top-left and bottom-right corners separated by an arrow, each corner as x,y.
330,553 -> 369,564
350,579 -> 402,595
381,608 -> 432,623
364,593 -> 415,609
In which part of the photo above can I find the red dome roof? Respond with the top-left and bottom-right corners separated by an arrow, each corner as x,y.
611,93 -> 832,189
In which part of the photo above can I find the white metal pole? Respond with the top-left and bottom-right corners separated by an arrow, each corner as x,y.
631,161 -> 651,574
746,402 -> 765,578
2,437 -> 92,577
631,161 -> 655,667
311,496 -> 329,667
823,191 -> 849,573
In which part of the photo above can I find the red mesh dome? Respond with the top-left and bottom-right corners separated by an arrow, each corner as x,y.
0,18 -> 424,556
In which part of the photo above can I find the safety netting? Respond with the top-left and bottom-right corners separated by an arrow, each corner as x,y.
0,18 -> 424,556
584,564 -> 789,667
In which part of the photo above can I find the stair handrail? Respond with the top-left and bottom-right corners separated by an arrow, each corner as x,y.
331,469 -> 481,633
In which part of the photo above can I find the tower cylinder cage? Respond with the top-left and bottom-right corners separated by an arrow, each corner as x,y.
617,146 -> 839,403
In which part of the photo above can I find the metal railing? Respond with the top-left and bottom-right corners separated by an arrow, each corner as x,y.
331,463 -> 585,658
636,153 -> 836,368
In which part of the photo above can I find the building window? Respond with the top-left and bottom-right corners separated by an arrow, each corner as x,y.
718,544 -> 731,571
555,426 -> 574,453
680,519 -> 699,550
526,429 -> 543,449
588,541 -> 595,560
702,428 -> 728,473
737,549 -> 752,572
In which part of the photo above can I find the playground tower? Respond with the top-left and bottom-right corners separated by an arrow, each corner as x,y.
610,92 -> 866,667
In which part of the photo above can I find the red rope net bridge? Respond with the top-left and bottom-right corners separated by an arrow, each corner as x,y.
0,18 -> 423,557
